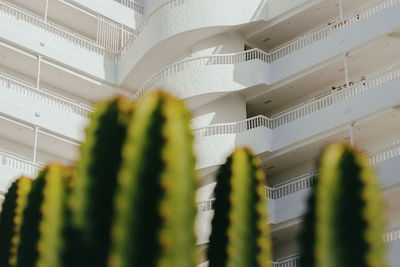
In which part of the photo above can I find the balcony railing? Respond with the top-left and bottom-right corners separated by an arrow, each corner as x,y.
0,149 -> 43,176
0,72 -> 93,118
384,226 -> 400,242
2,0 -> 398,64
134,0 -> 400,100
269,171 -> 318,199
0,1 -> 133,60
118,0 -> 194,58
192,61 -> 400,137
113,0 -> 144,14
198,141 -> 400,210
272,254 -> 301,267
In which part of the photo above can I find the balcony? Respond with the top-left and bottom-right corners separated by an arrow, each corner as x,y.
2,0 -> 398,88
0,72 -> 93,119
132,0 -> 400,99
0,1 -> 131,59
0,75 -> 89,142
190,59 -> 400,169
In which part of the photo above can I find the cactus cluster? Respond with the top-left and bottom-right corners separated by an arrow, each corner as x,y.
0,91 -> 388,267
0,91 -> 199,267
207,148 -> 271,267
300,143 -> 387,267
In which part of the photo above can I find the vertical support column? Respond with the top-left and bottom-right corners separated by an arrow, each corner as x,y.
33,126 -> 39,164
36,55 -> 42,89
343,53 -> 350,87
348,122 -> 355,146
44,0 -> 49,22
338,0 -> 344,20
96,17 -> 101,46
120,24 -> 124,49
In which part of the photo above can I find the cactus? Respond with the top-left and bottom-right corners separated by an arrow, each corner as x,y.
36,165 -> 73,267
109,91 -> 197,267
70,97 -> 133,266
0,177 -> 32,267
16,170 -> 45,267
16,165 -> 72,267
300,143 -> 387,267
207,148 -> 271,267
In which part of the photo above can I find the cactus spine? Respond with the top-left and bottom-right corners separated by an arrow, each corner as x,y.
70,97 -> 133,266
301,143 -> 387,267
109,91 -> 197,267
207,148 -> 271,267
0,177 -> 32,267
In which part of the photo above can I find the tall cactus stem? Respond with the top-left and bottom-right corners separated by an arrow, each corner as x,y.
109,91 -> 197,267
207,148 -> 271,267
301,143 -> 387,267
70,97 -> 133,266
0,177 -> 32,267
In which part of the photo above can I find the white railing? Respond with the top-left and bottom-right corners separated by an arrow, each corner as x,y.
197,198 -> 215,212
369,141 -> 400,165
133,49 -> 270,101
272,254 -> 301,267
0,72 -> 93,118
271,171 -> 318,199
267,0 -> 400,61
113,0 -> 144,13
134,0 -> 400,99
193,114 -> 272,138
1,0 -> 397,63
0,1 -> 133,60
118,0 -> 196,58
0,149 -> 43,176
192,61 -> 400,137
272,62 -> 400,128
384,227 -> 400,242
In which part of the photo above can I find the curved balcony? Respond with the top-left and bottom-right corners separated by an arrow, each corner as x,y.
117,0 -> 267,86
132,0 -> 399,97
0,72 -> 93,119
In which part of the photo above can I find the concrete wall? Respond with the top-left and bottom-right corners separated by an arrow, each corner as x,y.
192,94 -> 247,128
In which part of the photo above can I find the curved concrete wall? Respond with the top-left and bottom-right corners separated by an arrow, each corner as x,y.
117,0 -> 268,85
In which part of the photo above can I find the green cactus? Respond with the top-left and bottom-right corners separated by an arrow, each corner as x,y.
207,148 -> 271,267
36,164 -> 73,267
0,177 -> 32,267
16,170 -> 45,267
109,91 -> 197,267
16,165 -> 72,267
300,143 -> 387,267
69,97 -> 133,266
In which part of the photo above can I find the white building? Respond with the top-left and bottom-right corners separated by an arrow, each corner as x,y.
0,0 -> 400,265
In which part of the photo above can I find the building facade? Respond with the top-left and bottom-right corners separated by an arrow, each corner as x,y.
0,0 -> 400,265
